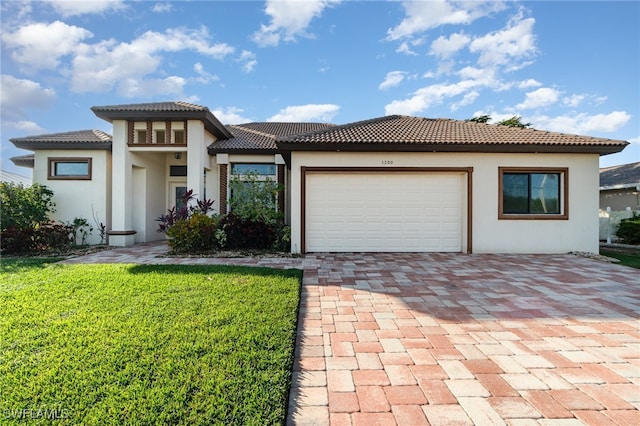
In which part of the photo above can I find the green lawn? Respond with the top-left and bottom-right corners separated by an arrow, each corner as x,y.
600,250 -> 640,269
0,259 -> 302,425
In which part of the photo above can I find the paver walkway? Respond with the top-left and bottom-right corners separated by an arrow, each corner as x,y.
62,244 -> 640,425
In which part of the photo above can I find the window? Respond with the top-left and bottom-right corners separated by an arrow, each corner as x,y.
231,163 -> 276,176
48,158 -> 92,180
174,130 -> 185,144
155,130 -> 166,144
136,130 -> 147,144
499,168 -> 568,219
170,165 -> 187,177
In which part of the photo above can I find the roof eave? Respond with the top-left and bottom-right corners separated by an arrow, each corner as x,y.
11,141 -> 113,151
10,155 -> 35,169
274,142 -> 628,155
91,108 -> 233,140
207,147 -> 278,155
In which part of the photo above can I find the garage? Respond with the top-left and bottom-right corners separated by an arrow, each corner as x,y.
304,169 -> 469,252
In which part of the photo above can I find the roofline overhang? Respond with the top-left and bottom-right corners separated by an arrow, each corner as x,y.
10,155 -> 35,169
274,141 -> 628,156
91,107 -> 233,140
10,141 -> 112,151
207,148 -> 279,155
600,183 -> 640,191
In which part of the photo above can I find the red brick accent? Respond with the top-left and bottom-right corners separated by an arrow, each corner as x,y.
146,121 -> 152,144
165,121 -> 171,144
219,164 -> 227,214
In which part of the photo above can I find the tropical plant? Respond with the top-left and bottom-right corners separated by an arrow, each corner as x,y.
156,189 -> 215,232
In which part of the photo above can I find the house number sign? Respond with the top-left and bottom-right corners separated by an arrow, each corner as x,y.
381,160 -> 394,165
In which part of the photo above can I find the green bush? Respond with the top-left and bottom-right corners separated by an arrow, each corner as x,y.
616,215 -> 640,245
166,212 -> 219,253
0,182 -> 55,231
218,213 -> 277,250
229,173 -> 283,225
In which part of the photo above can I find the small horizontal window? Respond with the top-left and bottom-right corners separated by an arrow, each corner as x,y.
499,167 -> 567,219
174,130 -> 185,144
231,163 -> 276,176
170,165 -> 187,176
48,158 -> 92,180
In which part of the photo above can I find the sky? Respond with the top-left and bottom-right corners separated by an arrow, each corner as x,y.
1,0 -> 638,178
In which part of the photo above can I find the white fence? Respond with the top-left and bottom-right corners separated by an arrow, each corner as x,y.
599,207 -> 637,242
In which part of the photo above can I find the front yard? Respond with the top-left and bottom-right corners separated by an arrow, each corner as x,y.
0,259 -> 302,425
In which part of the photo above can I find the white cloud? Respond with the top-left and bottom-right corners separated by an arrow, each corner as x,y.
628,136 -> 640,144
385,80 -> 477,115
46,0 -> 125,17
193,63 -> 219,84
430,32 -> 470,58
212,107 -> 252,125
70,27 -> 234,94
518,79 -> 542,89
531,111 -> 631,135
2,21 -> 93,70
517,87 -> 560,109
118,76 -> 186,98
267,104 -> 340,122
469,10 -> 536,68
451,91 -> 479,111
238,50 -> 257,73
387,0 -> 506,40
563,94 -> 586,108
252,0 -> 340,47
379,71 -> 407,91
4,120 -> 45,133
153,3 -> 173,13
0,75 -> 55,119
396,41 -> 417,56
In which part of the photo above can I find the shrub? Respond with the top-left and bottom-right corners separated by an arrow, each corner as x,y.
229,173 -> 283,225
616,215 -> 640,245
219,213 -> 277,250
157,189 -> 215,233
166,213 -> 219,253
34,221 -> 74,252
0,182 -> 55,231
1,226 -> 36,254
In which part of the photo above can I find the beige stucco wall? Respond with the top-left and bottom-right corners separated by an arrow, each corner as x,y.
33,149 -> 111,245
289,151 -> 600,254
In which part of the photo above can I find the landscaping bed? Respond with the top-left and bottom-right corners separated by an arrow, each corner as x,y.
0,259 -> 302,425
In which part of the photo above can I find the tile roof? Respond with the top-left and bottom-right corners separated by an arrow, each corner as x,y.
9,154 -> 35,169
275,115 -> 629,155
208,122 -> 335,153
10,130 -> 112,150
600,162 -> 640,189
91,101 -> 233,139
91,101 -> 208,113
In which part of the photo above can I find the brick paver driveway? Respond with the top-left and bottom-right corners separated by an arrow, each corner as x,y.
63,245 -> 639,424
289,253 -> 639,426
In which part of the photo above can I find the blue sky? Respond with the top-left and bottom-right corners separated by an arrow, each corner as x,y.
2,0 -> 638,177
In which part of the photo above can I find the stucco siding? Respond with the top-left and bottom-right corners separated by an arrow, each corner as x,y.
289,151 -> 600,254
33,149 -> 111,245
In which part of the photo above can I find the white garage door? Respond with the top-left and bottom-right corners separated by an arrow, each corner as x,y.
306,172 -> 465,252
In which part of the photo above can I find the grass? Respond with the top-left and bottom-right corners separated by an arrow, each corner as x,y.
0,259 -> 302,425
600,250 -> 640,269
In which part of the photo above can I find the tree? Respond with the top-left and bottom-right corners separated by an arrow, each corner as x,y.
496,116 -> 532,128
0,182 -> 56,231
466,115 -> 532,128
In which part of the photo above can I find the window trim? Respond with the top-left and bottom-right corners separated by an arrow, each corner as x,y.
230,163 -> 277,178
48,157 -> 92,180
498,167 -> 568,220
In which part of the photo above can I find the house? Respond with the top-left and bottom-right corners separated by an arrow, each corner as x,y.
599,162 -> 640,211
1,169 -> 32,186
10,101 -> 628,253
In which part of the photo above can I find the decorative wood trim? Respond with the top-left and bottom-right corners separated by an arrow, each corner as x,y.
127,121 -> 134,145
219,164 -> 228,214
165,121 -> 172,145
300,166 -> 473,254
146,121 -> 152,144
277,164 -> 285,213
498,167 -> 569,220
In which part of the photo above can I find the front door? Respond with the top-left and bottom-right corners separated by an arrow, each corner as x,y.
169,182 -> 188,210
